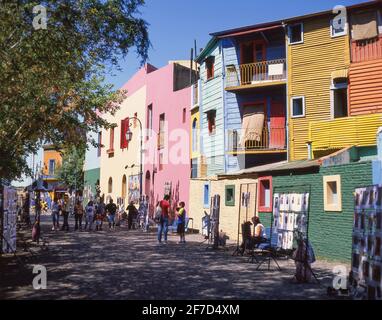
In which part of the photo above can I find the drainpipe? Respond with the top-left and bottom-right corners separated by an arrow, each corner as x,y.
282,21 -> 290,162
221,40 -> 228,174
307,142 -> 313,160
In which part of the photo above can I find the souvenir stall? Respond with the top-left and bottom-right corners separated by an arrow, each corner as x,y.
0,185 -> 18,254
352,185 -> 382,300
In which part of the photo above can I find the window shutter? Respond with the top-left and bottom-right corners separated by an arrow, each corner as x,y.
125,117 -> 129,149
120,119 -> 125,149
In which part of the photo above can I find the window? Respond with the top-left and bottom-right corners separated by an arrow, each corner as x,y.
97,131 -> 102,157
147,104 -> 153,139
191,158 -> 198,178
225,185 -> 235,206
122,175 -> 127,199
107,127 -> 115,155
324,175 -> 342,212
332,80 -> 348,118
192,118 -> 198,152
120,118 -> 129,149
288,23 -> 304,44
203,183 -> 210,208
159,153 -> 164,171
291,96 -> 305,118
206,110 -> 216,135
205,56 -> 215,80
330,18 -> 347,37
48,159 -> 55,175
182,108 -> 186,123
108,177 -> 113,194
258,176 -> 272,212
158,113 -> 165,149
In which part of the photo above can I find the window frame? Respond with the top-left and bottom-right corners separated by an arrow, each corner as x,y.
225,185 -> 236,207
48,159 -> 55,175
206,110 -> 217,135
258,176 -> 273,212
290,96 -> 306,118
203,182 -> 210,209
288,23 -> 304,45
205,56 -> 215,81
147,104 -> 153,140
323,175 -> 342,212
330,80 -> 349,119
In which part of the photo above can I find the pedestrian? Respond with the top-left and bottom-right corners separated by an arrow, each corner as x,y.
157,195 -> 170,244
74,200 -> 84,231
32,219 -> 41,244
51,198 -> 60,231
126,201 -> 138,230
60,195 -> 70,231
105,198 -> 117,230
96,198 -> 106,231
85,200 -> 95,231
176,201 -> 186,244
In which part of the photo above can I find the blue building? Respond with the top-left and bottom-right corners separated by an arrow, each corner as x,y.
195,21 -> 288,176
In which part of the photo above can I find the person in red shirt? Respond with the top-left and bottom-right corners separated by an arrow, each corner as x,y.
157,195 -> 170,244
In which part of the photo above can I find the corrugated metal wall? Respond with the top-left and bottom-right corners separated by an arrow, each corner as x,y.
288,16 -> 350,161
349,58 -> 382,115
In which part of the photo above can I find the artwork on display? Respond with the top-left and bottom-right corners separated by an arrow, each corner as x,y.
128,175 -> 140,205
352,185 -> 382,300
241,192 -> 251,208
272,192 -> 310,251
1,186 -> 17,254
164,182 -> 172,197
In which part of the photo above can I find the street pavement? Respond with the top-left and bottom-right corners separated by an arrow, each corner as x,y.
0,215 -> 350,300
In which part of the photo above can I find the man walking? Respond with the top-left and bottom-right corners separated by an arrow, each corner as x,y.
157,195 -> 170,244
61,195 -> 70,231
105,198 -> 117,230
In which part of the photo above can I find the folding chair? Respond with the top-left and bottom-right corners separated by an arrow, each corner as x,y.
251,228 -> 282,271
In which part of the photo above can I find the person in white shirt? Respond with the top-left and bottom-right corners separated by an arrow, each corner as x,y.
252,216 -> 266,244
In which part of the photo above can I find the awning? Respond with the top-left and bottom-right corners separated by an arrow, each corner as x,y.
351,10 -> 378,41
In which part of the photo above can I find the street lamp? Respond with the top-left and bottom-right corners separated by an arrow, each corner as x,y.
125,117 -> 143,199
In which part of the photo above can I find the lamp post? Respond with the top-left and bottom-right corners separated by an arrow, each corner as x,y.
125,116 -> 143,199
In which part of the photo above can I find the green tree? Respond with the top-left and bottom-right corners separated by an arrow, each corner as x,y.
57,145 -> 85,192
0,0 -> 150,181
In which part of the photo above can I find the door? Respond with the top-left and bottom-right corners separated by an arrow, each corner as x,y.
269,101 -> 286,149
240,41 -> 266,84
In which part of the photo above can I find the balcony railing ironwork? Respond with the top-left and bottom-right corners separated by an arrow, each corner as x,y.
226,59 -> 286,88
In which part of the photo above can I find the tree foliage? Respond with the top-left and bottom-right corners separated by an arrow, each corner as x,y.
0,0 -> 150,181
57,145 -> 85,192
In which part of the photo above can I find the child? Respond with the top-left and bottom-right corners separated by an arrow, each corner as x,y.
176,202 -> 186,244
95,208 -> 103,231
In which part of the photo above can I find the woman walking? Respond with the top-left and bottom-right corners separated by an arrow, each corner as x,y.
74,200 -> 84,231
85,200 -> 95,231
60,195 -> 70,232
51,199 -> 60,231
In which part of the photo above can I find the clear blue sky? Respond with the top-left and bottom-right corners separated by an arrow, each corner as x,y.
106,0 -> 369,89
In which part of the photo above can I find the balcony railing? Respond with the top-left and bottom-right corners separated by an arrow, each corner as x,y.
228,125 -> 286,152
157,131 -> 165,150
226,59 -> 286,88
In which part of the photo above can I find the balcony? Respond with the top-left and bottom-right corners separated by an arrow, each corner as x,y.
226,59 -> 286,91
309,113 -> 382,152
228,125 -> 286,154
157,131 -> 165,150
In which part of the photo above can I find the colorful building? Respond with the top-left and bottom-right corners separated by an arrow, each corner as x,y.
189,1 -> 382,262
99,62 -> 194,214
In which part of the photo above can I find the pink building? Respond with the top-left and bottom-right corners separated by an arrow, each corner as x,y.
100,61 -> 193,217
144,62 -> 193,215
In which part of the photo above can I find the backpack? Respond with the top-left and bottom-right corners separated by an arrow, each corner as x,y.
154,205 -> 162,223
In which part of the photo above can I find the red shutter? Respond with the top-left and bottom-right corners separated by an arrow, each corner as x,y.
120,119 -> 125,149
125,117 -> 129,149
110,127 -> 115,151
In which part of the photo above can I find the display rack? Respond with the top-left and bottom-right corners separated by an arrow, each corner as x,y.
351,185 -> 382,300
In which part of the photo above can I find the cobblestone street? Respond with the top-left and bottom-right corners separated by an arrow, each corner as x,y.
0,216 -> 350,300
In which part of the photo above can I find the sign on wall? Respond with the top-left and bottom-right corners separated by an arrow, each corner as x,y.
1,186 -> 17,254
128,175 -> 140,205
